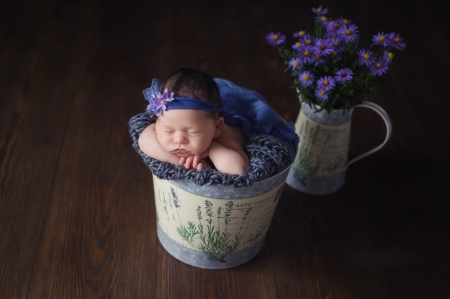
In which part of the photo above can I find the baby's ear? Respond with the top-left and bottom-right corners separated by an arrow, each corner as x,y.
215,117 -> 224,137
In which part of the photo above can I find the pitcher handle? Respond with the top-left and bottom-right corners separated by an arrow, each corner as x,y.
344,101 -> 392,170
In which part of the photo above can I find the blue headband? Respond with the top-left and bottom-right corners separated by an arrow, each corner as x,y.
166,97 -> 222,113
143,80 -> 222,116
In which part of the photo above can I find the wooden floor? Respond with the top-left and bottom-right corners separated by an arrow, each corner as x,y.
1,0 -> 449,298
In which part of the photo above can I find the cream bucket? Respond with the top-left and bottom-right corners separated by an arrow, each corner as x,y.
153,165 -> 291,269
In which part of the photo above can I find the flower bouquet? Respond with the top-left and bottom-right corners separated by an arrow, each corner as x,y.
266,5 -> 406,113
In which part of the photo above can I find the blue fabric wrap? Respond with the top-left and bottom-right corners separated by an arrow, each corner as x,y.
214,78 -> 299,152
167,97 -> 223,114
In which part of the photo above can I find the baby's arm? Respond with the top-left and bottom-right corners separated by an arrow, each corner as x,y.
209,124 -> 249,175
138,124 -> 182,165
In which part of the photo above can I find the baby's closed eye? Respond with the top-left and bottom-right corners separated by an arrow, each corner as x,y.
188,131 -> 203,135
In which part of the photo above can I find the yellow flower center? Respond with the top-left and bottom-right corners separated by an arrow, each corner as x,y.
345,29 -> 352,36
302,75 -> 310,81
293,61 -> 299,67
378,35 -> 385,42
304,50 -> 310,56
315,54 -> 321,60
342,19 -> 349,24
295,41 -> 301,47
272,35 -> 279,41
298,31 -> 305,36
394,37 -> 400,43
388,52 -> 394,59
375,62 -> 382,69
321,16 -> 327,22
319,90 -> 326,96
363,53 -> 370,60
323,80 -> 329,86
305,38 -> 312,45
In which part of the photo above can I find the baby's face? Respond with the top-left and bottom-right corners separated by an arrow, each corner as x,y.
155,109 -> 222,157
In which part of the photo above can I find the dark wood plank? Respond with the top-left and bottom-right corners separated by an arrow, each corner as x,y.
25,1 -> 159,297
0,0 -> 90,297
155,242 -> 278,299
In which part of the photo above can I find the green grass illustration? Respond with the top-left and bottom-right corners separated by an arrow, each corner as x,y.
293,145 -> 321,183
172,191 -> 251,262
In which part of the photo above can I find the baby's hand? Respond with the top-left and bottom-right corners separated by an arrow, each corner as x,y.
179,150 -> 209,171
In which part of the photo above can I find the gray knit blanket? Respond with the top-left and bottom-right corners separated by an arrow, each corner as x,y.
129,113 -> 296,187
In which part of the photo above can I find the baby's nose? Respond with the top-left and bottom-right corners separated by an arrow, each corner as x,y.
173,133 -> 188,144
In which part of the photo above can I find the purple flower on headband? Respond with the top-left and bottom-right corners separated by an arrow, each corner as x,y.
146,88 -> 174,116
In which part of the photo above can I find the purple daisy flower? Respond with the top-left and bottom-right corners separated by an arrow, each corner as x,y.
372,32 -> 389,46
266,32 -> 286,46
330,37 -> 345,52
315,88 -> 329,101
317,76 -> 336,91
315,14 -> 328,24
335,69 -> 354,83
388,32 -> 406,50
369,59 -> 389,76
313,38 -> 333,56
325,31 -> 337,39
289,57 -> 302,70
338,18 -> 352,26
312,5 -> 328,15
382,51 -> 394,64
298,71 -> 315,87
293,30 -> 309,39
326,20 -> 342,34
331,50 -> 342,60
313,54 -> 326,66
298,47 -> 314,64
292,41 -> 302,51
338,24 -> 359,42
302,36 -> 314,47
357,49 -> 376,66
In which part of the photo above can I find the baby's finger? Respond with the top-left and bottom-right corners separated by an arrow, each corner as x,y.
196,163 -> 204,171
179,157 -> 186,164
184,156 -> 194,169
193,155 -> 201,167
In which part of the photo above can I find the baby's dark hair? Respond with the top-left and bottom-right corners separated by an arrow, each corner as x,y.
160,68 -> 223,109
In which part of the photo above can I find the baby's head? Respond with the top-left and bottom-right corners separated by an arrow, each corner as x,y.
154,68 -> 224,157
160,68 -> 222,119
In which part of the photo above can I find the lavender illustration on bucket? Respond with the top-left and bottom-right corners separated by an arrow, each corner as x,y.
169,187 -> 252,262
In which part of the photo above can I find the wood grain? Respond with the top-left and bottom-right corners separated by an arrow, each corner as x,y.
1,0 -> 449,298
